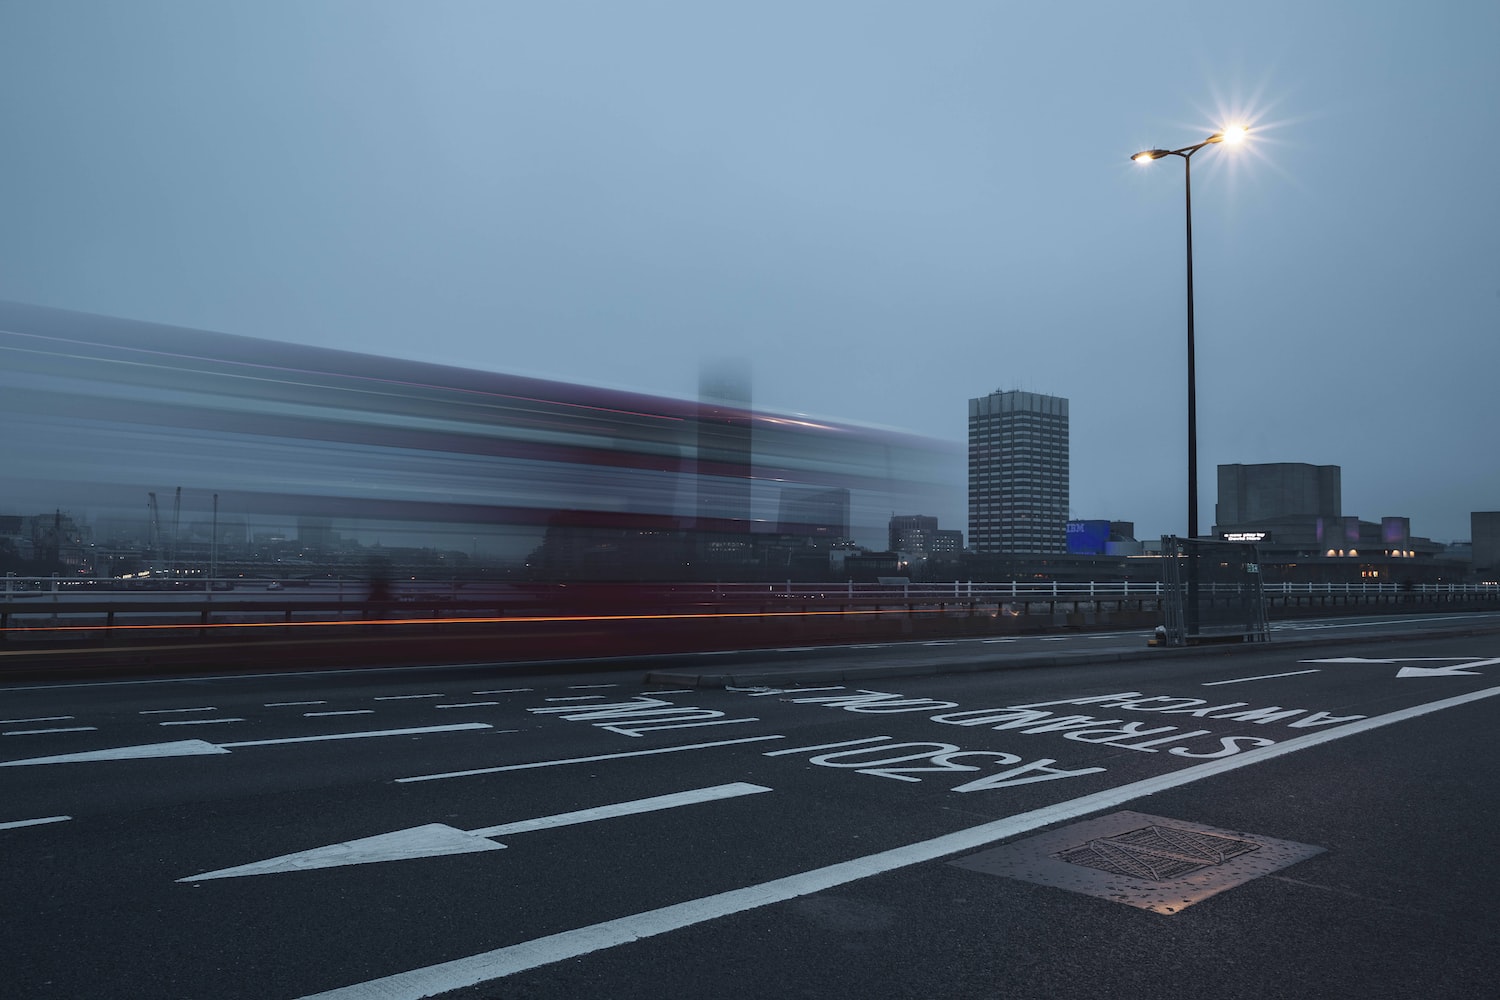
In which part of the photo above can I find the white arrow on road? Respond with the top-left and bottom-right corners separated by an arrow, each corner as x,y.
1301,656 -> 1500,678
1396,657 -> 1500,678
0,724 -> 493,767
178,782 -> 772,881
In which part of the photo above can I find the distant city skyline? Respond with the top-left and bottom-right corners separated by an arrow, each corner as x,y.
1,3 -> 1494,542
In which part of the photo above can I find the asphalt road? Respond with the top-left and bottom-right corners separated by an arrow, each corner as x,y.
4,613 -> 1499,999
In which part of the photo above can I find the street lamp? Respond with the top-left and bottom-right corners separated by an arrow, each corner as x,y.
1132,126 -> 1246,539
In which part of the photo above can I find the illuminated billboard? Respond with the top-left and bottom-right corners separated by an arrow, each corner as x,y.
1066,519 -> 1110,555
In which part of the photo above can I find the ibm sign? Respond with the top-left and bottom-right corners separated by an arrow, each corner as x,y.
1066,519 -> 1110,555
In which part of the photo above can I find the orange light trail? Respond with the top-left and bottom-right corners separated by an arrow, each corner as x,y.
0,607 -> 932,636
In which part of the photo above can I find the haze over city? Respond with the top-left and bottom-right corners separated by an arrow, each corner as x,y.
2,1 -> 1495,542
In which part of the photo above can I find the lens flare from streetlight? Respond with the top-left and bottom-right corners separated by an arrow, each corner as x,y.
1132,152 -> 1154,163
1220,125 -> 1248,144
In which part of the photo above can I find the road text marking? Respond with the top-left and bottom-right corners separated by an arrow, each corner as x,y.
303,685 -> 1500,1000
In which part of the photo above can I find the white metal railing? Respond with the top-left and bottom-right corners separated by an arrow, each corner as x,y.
4,575 -> 1499,603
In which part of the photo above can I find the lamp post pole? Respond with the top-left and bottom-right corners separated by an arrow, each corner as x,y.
1132,127 -> 1244,540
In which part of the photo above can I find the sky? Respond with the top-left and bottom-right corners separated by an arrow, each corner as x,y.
1,1 -> 1496,544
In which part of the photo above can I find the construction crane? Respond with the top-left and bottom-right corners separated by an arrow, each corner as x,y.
172,486 -> 182,575
147,492 -> 161,569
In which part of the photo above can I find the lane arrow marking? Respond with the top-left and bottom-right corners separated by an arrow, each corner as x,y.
0,724 -> 492,767
1298,657 -> 1461,664
1301,656 -> 1499,678
1397,657 -> 1500,678
179,782 -> 772,881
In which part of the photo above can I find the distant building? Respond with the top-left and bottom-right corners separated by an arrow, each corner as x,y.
695,359 -> 753,529
887,514 -> 962,561
1474,512 -> 1500,577
1067,519 -> 1142,557
1216,463 -> 1341,525
776,486 -> 850,541
967,389 -> 1069,555
888,514 -> 937,554
1213,462 -> 1448,584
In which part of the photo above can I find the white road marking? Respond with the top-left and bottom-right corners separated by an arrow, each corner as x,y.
473,689 -> 532,695
180,783 -> 771,882
304,710 -> 375,717
0,716 -> 74,724
374,694 -> 446,701
265,701 -> 327,707
0,725 -> 492,766
1203,669 -> 1322,686
568,684 -> 618,690
219,724 -> 493,748
300,684 -> 1500,1000
397,735 -> 786,783
139,707 -> 217,715
3,727 -> 98,736
1,740 -> 230,765
1397,657 -> 1500,678
764,736 -> 892,757
544,696 -> 605,702
1300,655 -> 1500,678
1040,637 -> 1069,642
158,718 -> 245,727
470,784 -> 770,838
981,639 -> 1016,644
434,703 -> 499,709
1,815 -> 72,831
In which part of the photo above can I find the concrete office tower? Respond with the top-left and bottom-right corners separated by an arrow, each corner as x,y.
1216,463 -> 1341,525
968,389 -> 1069,554
695,359 -> 753,528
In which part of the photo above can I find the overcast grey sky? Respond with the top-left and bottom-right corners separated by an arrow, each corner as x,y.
2,1 -> 1495,543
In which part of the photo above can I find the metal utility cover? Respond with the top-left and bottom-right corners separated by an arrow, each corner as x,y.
951,810 -> 1324,915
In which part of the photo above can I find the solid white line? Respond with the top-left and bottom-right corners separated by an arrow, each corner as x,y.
434,703 -> 499,709
981,639 -> 1016,644
0,716 -> 74,724
374,694 -> 446,701
396,735 -> 786,783
219,723 -> 491,748
470,783 -> 772,838
3,727 -> 98,736
302,685 -> 1500,1000
544,696 -> 605,702
265,701 -> 327,707
0,815 -> 72,831
304,710 -> 375,717
158,718 -> 245,727
1203,669 -> 1322,686
139,707 -> 217,715
473,689 -> 532,695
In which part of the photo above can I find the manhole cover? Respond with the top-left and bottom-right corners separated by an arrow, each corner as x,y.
952,810 -> 1323,914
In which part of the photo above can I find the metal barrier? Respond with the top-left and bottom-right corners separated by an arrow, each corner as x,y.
1160,536 -> 1269,647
